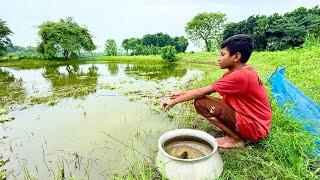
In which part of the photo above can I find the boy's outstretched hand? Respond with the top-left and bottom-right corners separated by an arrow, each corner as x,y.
163,92 -> 185,110
169,92 -> 185,99
163,100 -> 176,110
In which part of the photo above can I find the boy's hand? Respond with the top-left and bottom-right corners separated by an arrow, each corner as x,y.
163,100 -> 176,110
170,92 -> 185,99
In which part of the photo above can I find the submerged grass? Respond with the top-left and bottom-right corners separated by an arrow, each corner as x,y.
0,157 -> 7,180
114,161 -> 164,180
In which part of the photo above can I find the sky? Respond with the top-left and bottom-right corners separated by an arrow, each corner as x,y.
1,0 -> 319,52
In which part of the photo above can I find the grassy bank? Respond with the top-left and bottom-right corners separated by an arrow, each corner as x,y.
112,45 -> 320,179
0,55 -> 164,69
181,45 -> 320,179
0,45 -> 319,179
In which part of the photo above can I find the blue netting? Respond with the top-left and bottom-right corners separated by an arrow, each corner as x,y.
268,67 -> 320,155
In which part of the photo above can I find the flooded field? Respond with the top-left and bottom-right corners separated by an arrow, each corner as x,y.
0,63 -> 202,179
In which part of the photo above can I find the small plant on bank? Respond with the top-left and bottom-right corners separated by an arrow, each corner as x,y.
161,45 -> 178,62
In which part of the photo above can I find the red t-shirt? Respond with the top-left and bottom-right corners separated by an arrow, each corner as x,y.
211,66 -> 272,142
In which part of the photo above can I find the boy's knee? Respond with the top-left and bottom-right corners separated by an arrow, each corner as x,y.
209,117 -> 219,124
193,98 -> 205,110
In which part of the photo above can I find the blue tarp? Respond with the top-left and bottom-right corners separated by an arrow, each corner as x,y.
268,67 -> 320,155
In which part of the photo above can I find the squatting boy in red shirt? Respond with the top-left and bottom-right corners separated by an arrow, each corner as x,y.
163,34 -> 272,148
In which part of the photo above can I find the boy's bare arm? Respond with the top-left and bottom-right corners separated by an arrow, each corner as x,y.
169,89 -> 194,99
163,85 -> 215,110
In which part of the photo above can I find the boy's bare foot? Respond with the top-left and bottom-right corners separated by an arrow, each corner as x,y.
213,126 -> 222,132
216,136 -> 244,148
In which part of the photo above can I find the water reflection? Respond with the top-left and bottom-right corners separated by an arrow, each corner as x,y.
125,63 -> 187,81
43,65 -> 99,98
1,63 -> 191,103
107,63 -> 119,76
0,63 -> 202,179
0,69 -> 26,107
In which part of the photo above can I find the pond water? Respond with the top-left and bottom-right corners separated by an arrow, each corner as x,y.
0,63 -> 202,179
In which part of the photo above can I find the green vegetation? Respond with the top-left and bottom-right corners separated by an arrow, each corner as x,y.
0,117 -> 14,124
175,45 -> 320,179
0,4 -> 319,180
37,17 -> 96,59
42,64 -> 99,98
161,45 -> 178,62
125,63 -> 187,80
105,39 -> 118,56
185,12 -> 226,52
0,19 -> 12,57
117,44 -> 320,179
4,46 -> 40,60
0,44 -> 318,179
0,157 -> 7,179
122,33 -> 188,55
0,62 -> 101,111
0,108 -> 8,115
223,6 -> 320,51
0,68 -> 26,107
79,44 -> 320,179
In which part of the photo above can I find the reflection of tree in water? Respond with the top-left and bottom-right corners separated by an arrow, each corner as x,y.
107,63 -> 119,76
0,69 -> 26,107
124,63 -> 187,81
43,64 -> 99,98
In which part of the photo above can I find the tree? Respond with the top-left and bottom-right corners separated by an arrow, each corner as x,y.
122,39 -> 130,54
0,19 -> 13,57
104,39 -> 117,56
6,45 -> 40,59
141,33 -> 172,47
37,17 -> 96,59
252,16 -> 268,50
171,36 -> 188,53
222,6 -> 320,51
141,34 -> 158,46
185,12 -> 226,52
223,22 -> 239,40
161,45 -> 178,62
266,14 -> 306,50
122,33 -> 189,55
122,38 -> 141,55
155,33 -> 172,47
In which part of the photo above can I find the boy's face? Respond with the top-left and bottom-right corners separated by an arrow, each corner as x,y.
219,47 -> 235,69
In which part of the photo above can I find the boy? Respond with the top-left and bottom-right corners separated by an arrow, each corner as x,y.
163,34 -> 272,148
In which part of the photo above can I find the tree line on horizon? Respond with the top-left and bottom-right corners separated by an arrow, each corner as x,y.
121,33 -> 188,56
0,6 -> 319,59
224,6 -> 320,51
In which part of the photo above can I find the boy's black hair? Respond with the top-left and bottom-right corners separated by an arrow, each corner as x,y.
220,34 -> 253,63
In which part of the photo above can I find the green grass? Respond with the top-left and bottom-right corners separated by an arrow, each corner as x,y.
0,45 -> 319,179
117,45 -> 320,179
0,55 -> 165,69
181,45 -> 320,179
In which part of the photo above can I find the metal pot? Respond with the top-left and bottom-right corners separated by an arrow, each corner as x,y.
156,129 -> 223,180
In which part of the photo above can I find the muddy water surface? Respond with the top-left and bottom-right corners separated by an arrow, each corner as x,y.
0,63 -> 202,179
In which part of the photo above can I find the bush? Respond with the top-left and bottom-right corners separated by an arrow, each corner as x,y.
303,34 -> 320,47
161,45 -> 178,62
